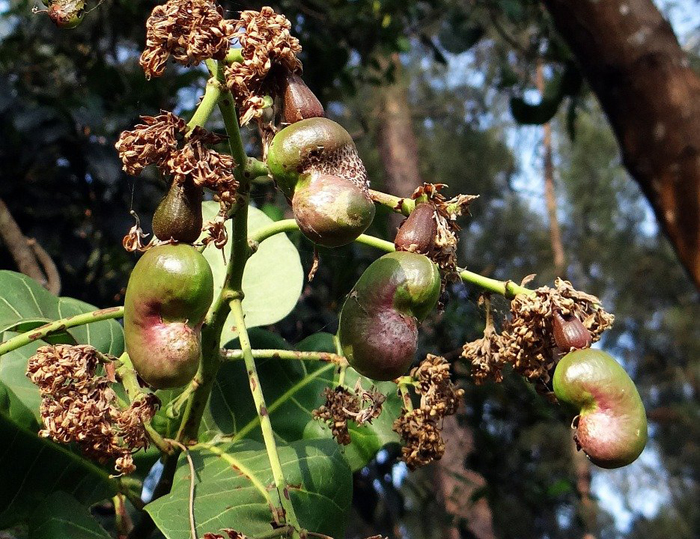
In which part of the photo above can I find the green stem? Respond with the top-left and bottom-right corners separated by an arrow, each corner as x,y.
248,220 -> 533,298
224,47 -> 244,64
246,157 -> 270,178
369,189 -> 415,215
398,383 -> 414,412
230,298 -> 302,538
0,306 -> 124,357
186,76 -> 222,133
221,348 -> 347,365
115,353 -> 172,455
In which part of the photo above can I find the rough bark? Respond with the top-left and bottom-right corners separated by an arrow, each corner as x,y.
543,0 -> 700,289
537,63 -> 567,277
377,55 -> 423,200
0,197 -> 60,294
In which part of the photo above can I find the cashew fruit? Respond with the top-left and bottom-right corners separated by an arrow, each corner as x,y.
338,252 -> 441,381
553,348 -> 648,469
152,180 -> 203,244
267,117 -> 375,247
124,244 -> 213,389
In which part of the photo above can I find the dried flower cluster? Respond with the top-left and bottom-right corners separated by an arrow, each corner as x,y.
115,111 -> 186,176
116,113 -> 238,248
393,355 -> 464,470
140,0 -> 234,79
225,7 -> 302,125
462,279 -> 614,386
26,345 -> 159,474
408,183 -> 478,284
313,383 -> 385,445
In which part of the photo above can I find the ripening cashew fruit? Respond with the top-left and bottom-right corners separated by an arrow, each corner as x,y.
124,244 -> 213,389
46,0 -> 85,28
266,117 -> 375,247
553,348 -> 648,469
152,180 -> 203,244
338,252 -> 441,381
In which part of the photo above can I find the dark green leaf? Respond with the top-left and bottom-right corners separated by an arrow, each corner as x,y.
28,491 -> 111,539
146,439 -> 352,539
0,411 -> 116,528
203,331 -> 401,471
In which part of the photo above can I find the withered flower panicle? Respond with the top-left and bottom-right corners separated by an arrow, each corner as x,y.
225,7 -> 302,125
115,111 -> 187,176
140,0 -> 234,79
393,355 -> 464,470
499,278 -> 614,384
164,127 -> 237,194
26,344 -> 159,474
313,382 -> 386,446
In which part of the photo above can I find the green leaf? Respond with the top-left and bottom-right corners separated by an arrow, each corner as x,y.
0,271 -> 124,356
0,411 -> 116,528
0,273 -> 124,429
202,330 -> 401,471
146,439 -> 352,539
200,202 -> 303,343
0,333 -> 43,428
28,491 -> 110,539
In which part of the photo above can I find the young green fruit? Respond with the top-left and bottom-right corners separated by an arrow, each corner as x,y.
267,117 -> 375,247
152,180 -> 203,244
124,244 -> 213,389
553,348 -> 648,469
338,252 -> 441,381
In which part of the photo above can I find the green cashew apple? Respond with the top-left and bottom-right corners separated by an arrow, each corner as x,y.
266,117 -> 375,247
124,244 -> 213,389
553,349 -> 648,469
338,252 -> 441,381
152,180 -> 203,244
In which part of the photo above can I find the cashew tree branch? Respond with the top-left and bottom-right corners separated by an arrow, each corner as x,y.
543,0 -> 700,288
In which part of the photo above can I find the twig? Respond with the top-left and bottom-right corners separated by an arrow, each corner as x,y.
0,306 -> 125,357
168,439 -> 198,539
0,197 -> 60,293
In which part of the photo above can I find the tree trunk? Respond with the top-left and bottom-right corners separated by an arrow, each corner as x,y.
376,56 -> 495,539
536,63 -> 567,278
377,55 -> 423,201
543,0 -> 700,289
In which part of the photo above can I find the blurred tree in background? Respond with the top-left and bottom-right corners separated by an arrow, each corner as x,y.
0,0 -> 697,538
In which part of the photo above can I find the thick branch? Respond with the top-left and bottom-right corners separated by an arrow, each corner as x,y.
543,0 -> 700,288
0,198 -> 60,293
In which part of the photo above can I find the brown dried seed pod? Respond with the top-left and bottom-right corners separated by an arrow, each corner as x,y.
552,310 -> 592,351
395,202 -> 437,255
282,72 -> 325,124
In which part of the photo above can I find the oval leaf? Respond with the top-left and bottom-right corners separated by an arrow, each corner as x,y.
200,202 -> 303,343
28,491 -> 111,539
202,330 -> 401,471
146,439 -> 352,539
0,411 -> 116,528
